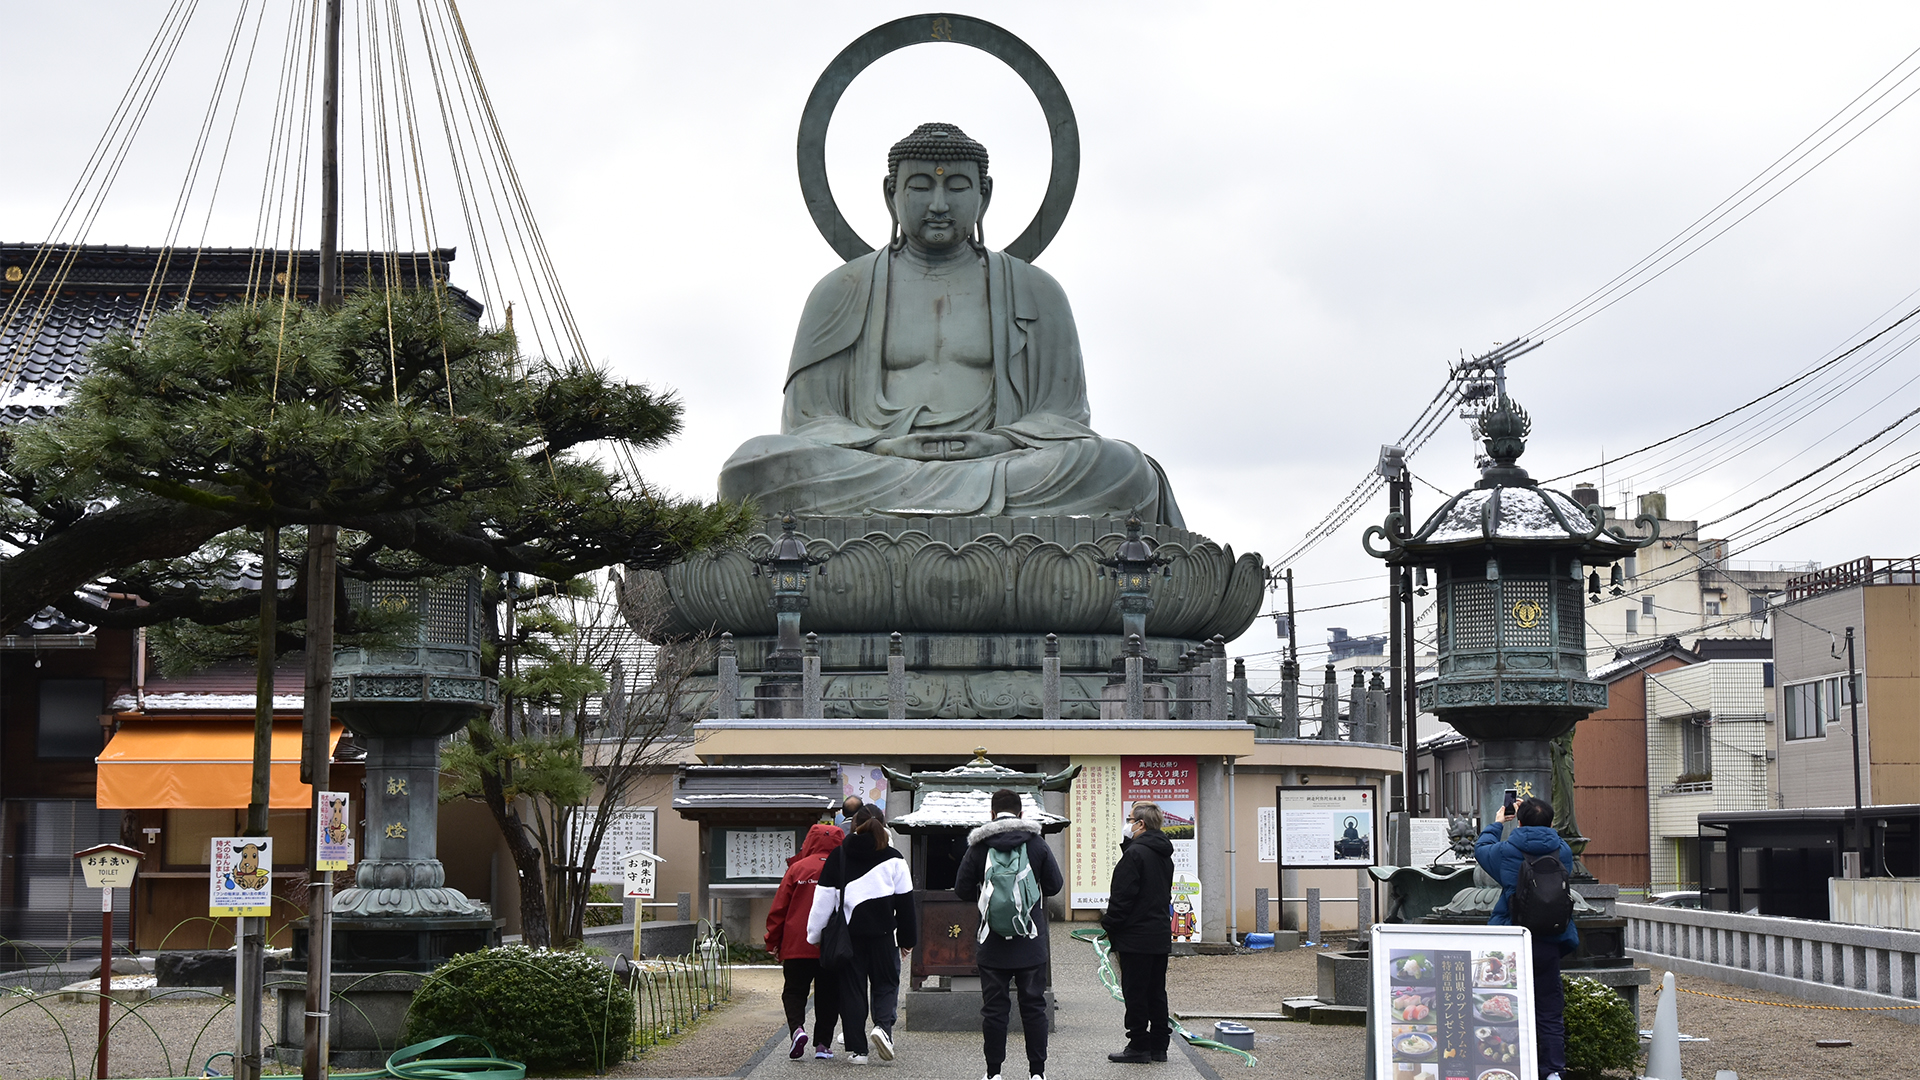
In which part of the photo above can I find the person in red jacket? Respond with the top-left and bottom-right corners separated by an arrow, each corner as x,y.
767,823 -> 846,1060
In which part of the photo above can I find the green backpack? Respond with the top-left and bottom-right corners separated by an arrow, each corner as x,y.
978,842 -> 1041,941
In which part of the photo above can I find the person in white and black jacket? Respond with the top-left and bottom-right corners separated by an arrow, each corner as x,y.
808,803 -> 918,1063
954,789 -> 1064,1080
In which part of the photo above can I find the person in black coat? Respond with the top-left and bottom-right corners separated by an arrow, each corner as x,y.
807,804 -> 917,1063
1102,801 -> 1175,1064
954,789 -> 1065,1080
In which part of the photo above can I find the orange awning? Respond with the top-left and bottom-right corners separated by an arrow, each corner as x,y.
96,720 -> 344,809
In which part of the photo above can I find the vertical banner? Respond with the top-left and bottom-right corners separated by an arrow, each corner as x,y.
1068,756 -> 1122,908
210,837 -> 272,917
1123,756 -> 1200,942
1124,757 -> 1198,875
1256,806 -> 1278,863
316,792 -> 352,871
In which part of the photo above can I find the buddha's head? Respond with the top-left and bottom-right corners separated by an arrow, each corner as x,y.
884,122 -> 993,254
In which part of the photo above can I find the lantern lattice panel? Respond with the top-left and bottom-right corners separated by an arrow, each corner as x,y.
1557,579 -> 1585,650
1452,581 -> 1497,650
1502,579 -> 1552,648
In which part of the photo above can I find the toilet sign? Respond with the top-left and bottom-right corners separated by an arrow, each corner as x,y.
623,850 -> 663,900
76,843 -> 142,890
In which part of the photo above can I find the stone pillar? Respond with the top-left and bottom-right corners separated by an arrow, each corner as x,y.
1042,634 -> 1062,720
1367,673 -> 1388,745
802,633 -> 822,717
1210,638 -> 1230,722
1349,671 -> 1367,743
1306,887 -> 1322,944
1254,887 -> 1270,933
716,633 -> 740,720
887,632 -> 906,721
1198,755 -> 1228,943
1125,637 -> 1145,718
344,738 -> 461,906
1320,665 -> 1341,740
1231,658 -> 1248,724
1473,738 -> 1555,835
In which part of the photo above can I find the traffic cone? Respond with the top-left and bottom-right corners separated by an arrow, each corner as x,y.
1644,971 -> 1682,1080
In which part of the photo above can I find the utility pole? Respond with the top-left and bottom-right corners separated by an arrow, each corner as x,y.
1845,626 -> 1863,865
1399,475 -> 1417,811
302,2 -> 344,1077
1377,445 -> 1418,812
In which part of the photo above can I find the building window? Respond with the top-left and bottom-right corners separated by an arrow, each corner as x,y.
1705,600 -> 1721,616
1624,555 -> 1637,580
1642,595 -> 1656,617
1416,769 -> 1431,814
1749,594 -> 1767,615
1626,610 -> 1638,635
38,679 -> 105,760
1783,677 -> 1843,740
1680,718 -> 1712,781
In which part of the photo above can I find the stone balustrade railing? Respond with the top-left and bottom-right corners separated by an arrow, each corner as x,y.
1620,901 -> 1920,1021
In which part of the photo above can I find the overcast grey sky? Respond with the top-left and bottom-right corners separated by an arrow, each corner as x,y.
6,2 -> 1920,658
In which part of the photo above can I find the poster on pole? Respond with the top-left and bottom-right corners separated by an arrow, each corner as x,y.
209,837 -> 272,917
1067,756 -> 1122,908
1371,922 -> 1536,1080
316,792 -> 352,871
1171,872 -> 1203,944
1124,756 -> 1199,940
1279,785 -> 1377,868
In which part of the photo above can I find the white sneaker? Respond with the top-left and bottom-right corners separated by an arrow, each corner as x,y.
847,1053 -> 869,1064
981,1074 -> 1003,1080
871,1027 -> 894,1061
1030,1074 -> 1045,1080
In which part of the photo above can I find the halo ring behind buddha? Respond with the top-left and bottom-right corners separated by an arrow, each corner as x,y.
797,12 -> 1079,264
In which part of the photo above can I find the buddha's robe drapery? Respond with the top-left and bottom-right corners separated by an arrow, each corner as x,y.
718,248 -> 1183,524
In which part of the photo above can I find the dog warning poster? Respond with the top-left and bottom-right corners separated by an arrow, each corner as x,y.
210,836 -> 272,917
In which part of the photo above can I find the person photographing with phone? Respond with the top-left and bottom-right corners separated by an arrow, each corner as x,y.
1475,794 -> 1578,1080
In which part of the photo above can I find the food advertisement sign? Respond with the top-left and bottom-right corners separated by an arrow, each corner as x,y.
316,791 -> 352,871
1279,785 -> 1377,868
209,836 -> 273,917
1372,923 -> 1535,1080
1067,756 -> 1122,908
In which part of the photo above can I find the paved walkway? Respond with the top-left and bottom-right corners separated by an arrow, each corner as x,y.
734,926 -> 1221,1080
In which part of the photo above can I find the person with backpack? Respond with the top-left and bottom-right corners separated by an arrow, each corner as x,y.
766,822 -> 846,1061
1102,801 -> 1175,1064
953,789 -> 1065,1080
808,803 -> 917,1064
1475,795 -> 1579,1080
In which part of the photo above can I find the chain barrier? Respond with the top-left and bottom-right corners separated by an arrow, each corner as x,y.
1069,927 -> 1257,1067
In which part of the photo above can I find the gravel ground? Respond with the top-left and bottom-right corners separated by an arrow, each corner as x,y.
5,949 -> 1915,1078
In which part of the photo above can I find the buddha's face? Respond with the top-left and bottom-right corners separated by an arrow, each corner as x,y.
889,158 -> 989,253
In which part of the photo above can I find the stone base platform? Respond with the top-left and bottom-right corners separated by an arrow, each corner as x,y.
270,969 -> 422,1069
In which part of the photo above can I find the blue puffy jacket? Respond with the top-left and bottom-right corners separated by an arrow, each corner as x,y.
1474,822 -> 1580,955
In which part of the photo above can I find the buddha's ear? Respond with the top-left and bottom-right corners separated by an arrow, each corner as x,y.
882,174 -> 900,228
980,175 -> 993,216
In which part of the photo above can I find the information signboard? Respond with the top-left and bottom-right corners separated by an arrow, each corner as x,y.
1409,817 -> 1457,869
1067,756 -> 1122,908
1256,806 -> 1278,863
1279,785 -> 1377,868
623,850 -> 662,899
1371,923 -> 1536,1080
575,806 -> 657,884
209,837 -> 272,917
706,827 -> 804,884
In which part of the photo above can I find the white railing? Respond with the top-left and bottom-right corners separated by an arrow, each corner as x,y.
1621,902 -> 1920,1022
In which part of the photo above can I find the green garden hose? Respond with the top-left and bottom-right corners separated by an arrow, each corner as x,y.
159,1035 -> 525,1080
1070,927 -> 1257,1068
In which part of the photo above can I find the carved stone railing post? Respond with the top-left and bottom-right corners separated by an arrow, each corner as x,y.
1349,670 -> 1367,743
1320,664 -> 1341,740
1042,633 -> 1062,720
802,632 -> 822,717
1367,671 -> 1388,745
1232,657 -> 1249,724
1175,649 -> 1196,720
716,633 -> 740,720
1210,636 -> 1230,721
1125,634 -> 1146,718
887,632 -> 906,721
1279,658 -> 1299,738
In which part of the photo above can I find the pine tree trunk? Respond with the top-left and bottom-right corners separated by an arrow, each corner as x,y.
467,723 -> 550,947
